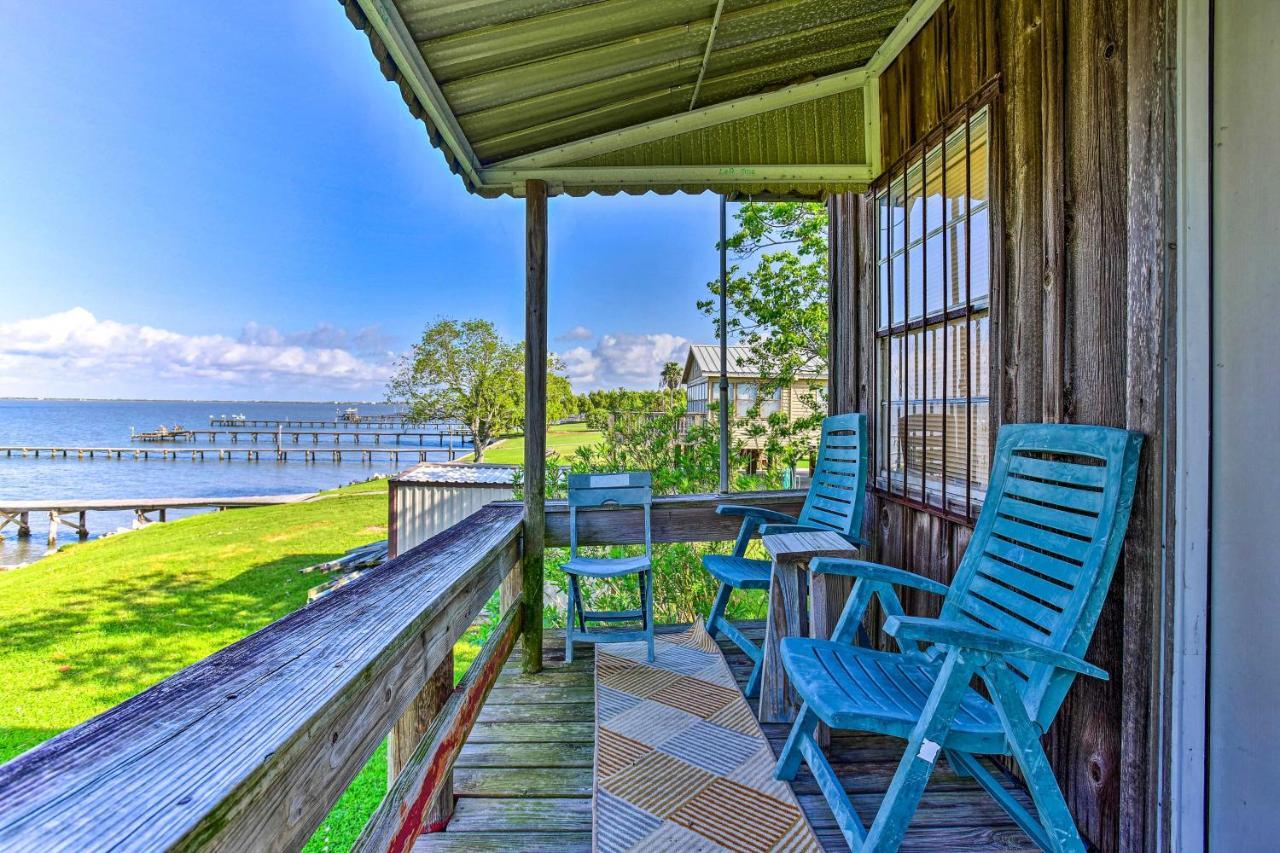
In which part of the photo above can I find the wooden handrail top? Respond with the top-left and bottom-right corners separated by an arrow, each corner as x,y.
505,488 -> 807,547
0,504 -> 523,851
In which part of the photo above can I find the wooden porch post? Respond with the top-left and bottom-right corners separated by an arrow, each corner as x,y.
523,178 -> 548,674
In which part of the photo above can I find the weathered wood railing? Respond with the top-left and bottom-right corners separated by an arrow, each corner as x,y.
0,490 -> 806,851
538,488 -> 806,546
0,504 -> 524,851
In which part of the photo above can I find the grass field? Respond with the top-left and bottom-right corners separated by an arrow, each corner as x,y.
478,420 -> 601,464
0,478 -> 478,851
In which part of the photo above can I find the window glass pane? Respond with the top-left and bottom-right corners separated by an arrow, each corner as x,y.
890,173 -> 906,231
906,160 -> 925,245
969,204 -> 991,307
878,261 -> 892,329
907,241 -> 924,320
923,230 -> 945,318
944,221 -> 967,310
889,253 -> 904,324
944,123 -> 967,223
969,109 -> 990,205
924,143 -> 945,229
878,191 -> 891,258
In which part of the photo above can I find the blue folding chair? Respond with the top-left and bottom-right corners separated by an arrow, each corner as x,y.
775,423 -> 1143,852
703,412 -> 869,696
563,472 -> 654,663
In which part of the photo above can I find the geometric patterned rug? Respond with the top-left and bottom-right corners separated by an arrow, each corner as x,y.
593,619 -> 822,852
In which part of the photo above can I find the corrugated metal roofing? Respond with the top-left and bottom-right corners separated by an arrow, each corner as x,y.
393,463 -> 520,486
339,0 -> 920,197
682,344 -> 823,382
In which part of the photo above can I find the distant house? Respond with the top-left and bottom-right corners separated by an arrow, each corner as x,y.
680,344 -> 824,460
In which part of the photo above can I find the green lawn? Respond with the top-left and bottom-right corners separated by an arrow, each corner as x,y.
0,478 -> 482,852
478,420 -> 601,464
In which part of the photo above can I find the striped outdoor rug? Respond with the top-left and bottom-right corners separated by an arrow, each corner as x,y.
593,620 -> 821,852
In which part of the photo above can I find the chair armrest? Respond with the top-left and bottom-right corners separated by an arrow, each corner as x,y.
715,504 -> 798,525
882,616 -> 1108,678
809,558 -> 946,594
758,524 -> 869,549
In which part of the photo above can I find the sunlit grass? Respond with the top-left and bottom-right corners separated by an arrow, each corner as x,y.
0,478 -> 483,851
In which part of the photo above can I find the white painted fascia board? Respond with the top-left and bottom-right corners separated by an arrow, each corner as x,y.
480,164 -> 874,194
492,68 -> 870,170
355,0 -> 482,186
863,75 -> 882,177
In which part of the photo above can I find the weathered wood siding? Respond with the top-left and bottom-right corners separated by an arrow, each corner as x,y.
829,0 -> 1171,849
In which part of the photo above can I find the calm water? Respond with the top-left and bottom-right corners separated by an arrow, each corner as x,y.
0,400 -> 468,565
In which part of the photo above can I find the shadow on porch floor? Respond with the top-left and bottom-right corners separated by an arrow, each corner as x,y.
416,622 -> 1037,852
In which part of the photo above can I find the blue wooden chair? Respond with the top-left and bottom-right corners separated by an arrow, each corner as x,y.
774,423 -> 1143,852
563,472 -> 654,663
704,412 -> 869,697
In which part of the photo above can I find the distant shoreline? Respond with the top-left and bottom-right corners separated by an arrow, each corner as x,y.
0,397 -> 390,405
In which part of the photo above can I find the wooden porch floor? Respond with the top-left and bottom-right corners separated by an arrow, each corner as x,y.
417,623 -> 1038,851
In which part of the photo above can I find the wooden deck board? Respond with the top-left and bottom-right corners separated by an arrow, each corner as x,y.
415,623 -> 1037,852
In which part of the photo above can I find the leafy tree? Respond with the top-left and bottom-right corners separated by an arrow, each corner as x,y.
698,201 -> 829,389
388,319 -> 571,462
697,201 -> 830,468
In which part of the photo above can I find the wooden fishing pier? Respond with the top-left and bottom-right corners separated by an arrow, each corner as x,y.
0,493 -> 315,549
149,429 -> 471,446
0,446 -> 464,463
209,416 -> 425,429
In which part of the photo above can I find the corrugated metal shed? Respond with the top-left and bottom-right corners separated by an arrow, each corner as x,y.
682,344 -> 823,382
388,463 -> 518,556
338,0 -> 937,197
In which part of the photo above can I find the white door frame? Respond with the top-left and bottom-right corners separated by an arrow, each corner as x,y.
1168,0 -> 1211,848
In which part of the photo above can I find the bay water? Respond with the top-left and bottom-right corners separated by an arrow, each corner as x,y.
0,399 -> 468,565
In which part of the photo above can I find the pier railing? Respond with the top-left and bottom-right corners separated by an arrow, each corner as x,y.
0,490 -> 804,850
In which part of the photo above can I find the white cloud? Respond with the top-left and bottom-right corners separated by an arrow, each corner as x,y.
557,325 -> 593,342
0,308 -> 395,399
557,332 -> 688,391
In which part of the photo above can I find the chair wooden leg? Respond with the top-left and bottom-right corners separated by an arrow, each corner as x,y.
984,664 -> 1086,853
745,655 -> 762,698
776,704 -> 868,848
775,704 -> 818,780
945,749 -> 1054,851
861,650 -> 976,852
706,582 -> 732,639
565,575 -> 576,664
643,570 -> 655,663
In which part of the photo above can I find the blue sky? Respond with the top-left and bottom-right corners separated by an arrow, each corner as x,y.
0,1 -> 726,399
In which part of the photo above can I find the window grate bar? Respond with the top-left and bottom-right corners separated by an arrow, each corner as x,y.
940,116 -> 949,514
965,107 -> 974,517
919,143 -> 928,506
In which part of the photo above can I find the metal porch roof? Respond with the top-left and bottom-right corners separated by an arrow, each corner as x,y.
339,0 -> 940,198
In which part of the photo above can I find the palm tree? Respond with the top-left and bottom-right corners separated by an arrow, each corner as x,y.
660,361 -> 683,410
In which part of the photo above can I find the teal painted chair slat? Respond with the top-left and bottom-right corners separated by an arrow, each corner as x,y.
703,412 -> 869,697
774,423 -> 1143,852
564,472 -> 654,663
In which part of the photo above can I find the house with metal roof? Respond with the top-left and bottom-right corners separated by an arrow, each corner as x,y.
681,343 -> 824,457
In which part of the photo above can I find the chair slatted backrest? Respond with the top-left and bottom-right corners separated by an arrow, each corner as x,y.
938,423 -> 1143,728
567,472 -> 653,559
797,412 -> 869,543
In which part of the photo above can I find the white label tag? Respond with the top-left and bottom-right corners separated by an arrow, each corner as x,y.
917,739 -> 941,763
589,474 -> 631,487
